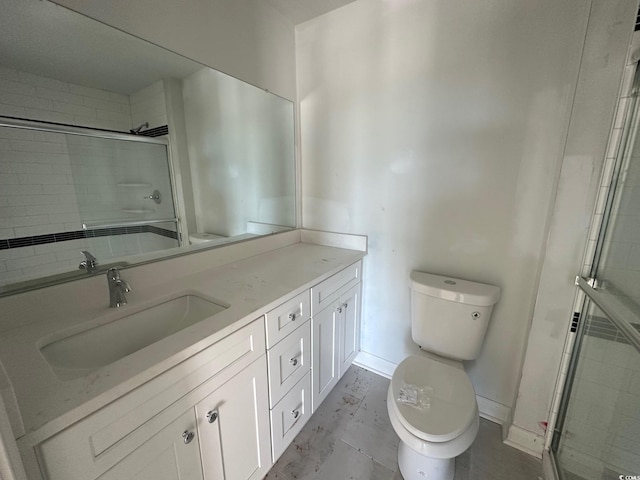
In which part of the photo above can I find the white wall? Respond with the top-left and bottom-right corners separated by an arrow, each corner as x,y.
50,0 -> 297,101
296,0 -> 592,411
182,68 -> 295,236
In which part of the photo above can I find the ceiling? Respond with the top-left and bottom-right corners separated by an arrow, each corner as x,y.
0,0 -> 201,95
263,0 -> 358,25
0,0 -> 358,96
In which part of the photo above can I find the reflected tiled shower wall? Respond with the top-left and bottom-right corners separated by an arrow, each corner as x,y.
0,65 -> 132,131
0,68 -> 177,285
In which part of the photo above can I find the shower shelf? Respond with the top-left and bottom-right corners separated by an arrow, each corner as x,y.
116,183 -> 152,188
122,208 -> 155,214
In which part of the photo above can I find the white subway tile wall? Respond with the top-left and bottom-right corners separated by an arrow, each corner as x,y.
0,66 -> 132,131
130,80 -> 168,130
0,67 -> 177,286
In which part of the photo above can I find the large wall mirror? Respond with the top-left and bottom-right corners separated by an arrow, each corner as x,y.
0,0 -> 296,295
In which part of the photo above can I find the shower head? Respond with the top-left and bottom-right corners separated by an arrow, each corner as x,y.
130,122 -> 149,134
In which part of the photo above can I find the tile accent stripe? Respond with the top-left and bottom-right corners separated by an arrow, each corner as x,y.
0,225 -> 178,250
585,315 -> 640,345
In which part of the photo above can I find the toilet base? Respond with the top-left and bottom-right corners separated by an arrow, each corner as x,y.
398,441 -> 454,480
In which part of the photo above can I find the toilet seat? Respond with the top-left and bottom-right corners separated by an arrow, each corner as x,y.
390,355 -> 477,443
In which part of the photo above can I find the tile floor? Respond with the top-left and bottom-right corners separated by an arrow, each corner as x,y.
265,366 -> 544,480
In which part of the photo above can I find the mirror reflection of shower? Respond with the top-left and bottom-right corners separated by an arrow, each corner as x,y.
144,190 -> 162,204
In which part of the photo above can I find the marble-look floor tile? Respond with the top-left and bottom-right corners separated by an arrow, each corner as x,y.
341,375 -> 399,470
267,366 -> 544,480
272,386 -> 363,479
304,441 -> 395,480
336,364 -> 377,400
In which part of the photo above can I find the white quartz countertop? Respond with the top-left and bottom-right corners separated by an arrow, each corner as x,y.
0,239 -> 365,444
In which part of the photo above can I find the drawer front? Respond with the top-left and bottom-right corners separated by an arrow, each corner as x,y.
311,260 -> 361,315
38,319 -> 265,480
270,372 -> 311,462
267,321 -> 310,407
265,290 -> 310,348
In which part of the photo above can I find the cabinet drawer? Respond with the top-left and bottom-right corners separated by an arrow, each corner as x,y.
311,260 -> 361,315
265,290 -> 310,348
270,372 -> 311,462
267,321 -> 310,407
38,319 -> 265,480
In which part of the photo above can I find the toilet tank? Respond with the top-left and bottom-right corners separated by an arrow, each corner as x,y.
410,271 -> 501,361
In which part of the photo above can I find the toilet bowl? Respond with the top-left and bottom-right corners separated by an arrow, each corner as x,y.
388,355 -> 479,480
387,272 -> 500,480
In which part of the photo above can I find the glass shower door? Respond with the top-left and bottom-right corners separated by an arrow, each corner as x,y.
551,64 -> 640,480
67,134 -> 180,262
553,299 -> 640,480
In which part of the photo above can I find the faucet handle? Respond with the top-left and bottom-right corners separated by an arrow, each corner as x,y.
120,279 -> 132,293
107,268 -> 132,290
107,267 -> 132,307
107,267 -> 120,281
79,250 -> 98,272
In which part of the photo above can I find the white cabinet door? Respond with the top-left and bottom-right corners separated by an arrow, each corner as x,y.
339,282 -> 361,377
196,357 -> 271,480
270,372 -> 311,462
98,409 -> 203,480
312,304 -> 340,412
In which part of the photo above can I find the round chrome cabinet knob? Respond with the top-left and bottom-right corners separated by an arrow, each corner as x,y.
182,430 -> 195,444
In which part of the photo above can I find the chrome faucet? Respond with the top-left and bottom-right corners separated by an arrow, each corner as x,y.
79,250 -> 98,273
107,268 -> 131,308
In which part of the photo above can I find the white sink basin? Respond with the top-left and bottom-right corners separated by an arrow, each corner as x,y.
40,294 -> 228,381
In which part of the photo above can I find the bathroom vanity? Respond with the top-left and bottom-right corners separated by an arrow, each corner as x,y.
0,230 -> 366,480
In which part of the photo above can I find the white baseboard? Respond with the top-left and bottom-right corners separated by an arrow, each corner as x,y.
505,424 -> 544,459
353,351 -> 395,378
542,449 -> 559,480
476,395 -> 511,425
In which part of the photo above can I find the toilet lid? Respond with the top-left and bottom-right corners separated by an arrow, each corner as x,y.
390,355 -> 477,443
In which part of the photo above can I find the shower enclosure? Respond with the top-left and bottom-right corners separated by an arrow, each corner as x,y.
0,119 -> 179,287
551,64 -> 640,480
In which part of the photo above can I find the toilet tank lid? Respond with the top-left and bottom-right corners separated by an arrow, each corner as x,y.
410,271 -> 501,306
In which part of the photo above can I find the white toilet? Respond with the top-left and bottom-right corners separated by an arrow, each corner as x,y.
387,271 -> 500,480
